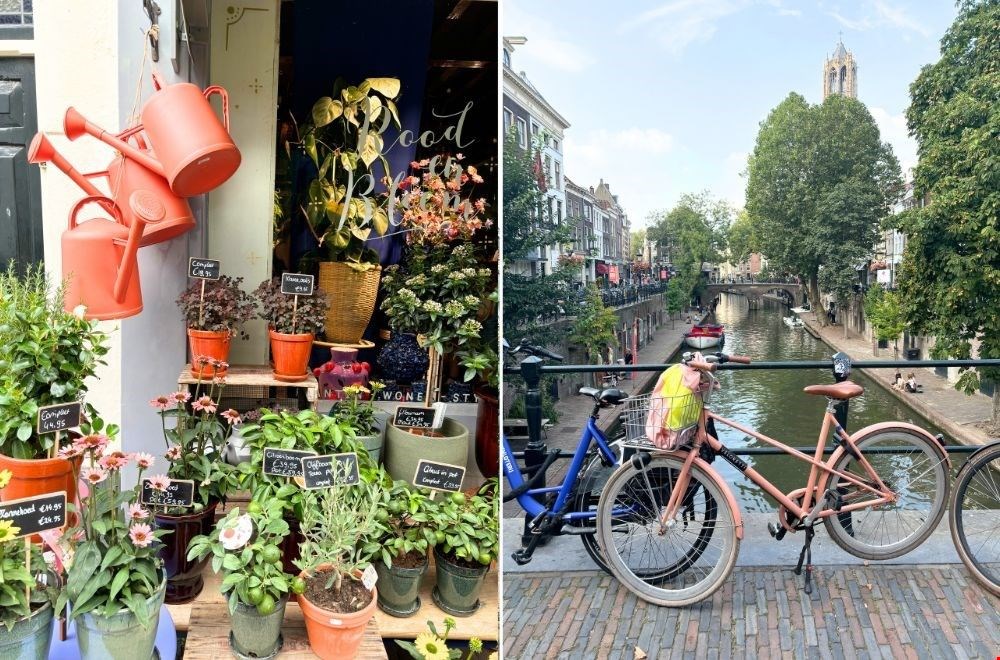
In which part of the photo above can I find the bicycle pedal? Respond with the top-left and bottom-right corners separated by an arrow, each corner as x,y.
767,522 -> 787,541
511,549 -> 533,566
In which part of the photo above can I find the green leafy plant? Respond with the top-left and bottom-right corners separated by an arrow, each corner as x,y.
187,499 -> 296,616
176,275 -> 256,338
374,480 -> 434,567
458,345 -> 499,390
396,618 -> 489,660
298,77 -> 402,267
568,285 -> 619,364
864,284 -> 907,355
252,278 -> 329,335
328,382 -> 386,436
0,263 -> 109,459
430,480 -> 498,567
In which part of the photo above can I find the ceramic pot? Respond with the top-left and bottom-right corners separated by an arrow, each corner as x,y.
75,578 -> 165,659
225,429 -> 251,466
297,566 -> 377,660
377,333 -> 429,382
0,603 -> 54,660
155,501 -> 218,603
432,548 -> 488,617
355,434 -> 383,464
384,417 -> 468,487
187,328 -> 231,377
374,556 -> 428,618
229,597 -> 286,659
269,330 -> 313,383
475,388 -> 499,478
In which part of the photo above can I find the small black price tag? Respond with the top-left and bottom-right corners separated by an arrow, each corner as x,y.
263,448 -> 317,478
0,492 -> 67,538
301,453 -> 360,490
188,258 -> 221,280
393,406 -> 436,429
413,460 -> 465,493
140,479 -> 195,508
281,273 -> 315,296
36,402 -> 81,435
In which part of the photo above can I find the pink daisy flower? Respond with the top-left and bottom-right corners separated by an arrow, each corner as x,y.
221,409 -> 242,425
129,523 -> 153,548
172,391 -> 191,403
192,396 -> 217,415
149,395 -> 172,410
99,451 -> 129,471
58,445 -> 83,460
165,446 -> 183,461
75,434 -> 110,454
81,467 -> 107,484
147,474 -> 170,492
134,452 -> 155,469
127,503 -> 149,521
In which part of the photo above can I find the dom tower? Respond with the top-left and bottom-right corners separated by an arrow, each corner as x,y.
823,38 -> 857,99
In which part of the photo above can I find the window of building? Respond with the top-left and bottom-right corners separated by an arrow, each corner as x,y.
551,137 -> 559,152
503,48 -> 511,68
503,109 -> 512,130
529,119 -> 540,137
543,155 -> 552,186
516,117 -> 527,148
556,200 -> 562,223
554,161 -> 561,190
0,0 -> 33,38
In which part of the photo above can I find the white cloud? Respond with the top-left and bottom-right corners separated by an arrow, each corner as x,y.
870,107 -> 917,178
777,8 -> 802,17
504,2 -> 595,73
618,0 -> 750,54
828,1 -> 930,37
721,151 -> 750,209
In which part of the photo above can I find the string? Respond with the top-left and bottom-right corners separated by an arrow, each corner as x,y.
109,25 -> 158,208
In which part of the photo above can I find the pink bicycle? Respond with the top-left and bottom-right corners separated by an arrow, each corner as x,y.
596,352 -> 950,606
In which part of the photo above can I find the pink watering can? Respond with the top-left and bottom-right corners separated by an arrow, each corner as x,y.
28,132 -> 195,246
63,71 -> 240,197
61,192 -> 166,320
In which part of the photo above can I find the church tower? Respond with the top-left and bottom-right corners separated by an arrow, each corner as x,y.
823,37 -> 857,100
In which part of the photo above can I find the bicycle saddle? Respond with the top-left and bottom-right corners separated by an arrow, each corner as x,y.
579,387 -> 628,405
803,381 -> 864,400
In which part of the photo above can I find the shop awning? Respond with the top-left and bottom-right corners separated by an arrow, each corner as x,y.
596,263 -> 610,275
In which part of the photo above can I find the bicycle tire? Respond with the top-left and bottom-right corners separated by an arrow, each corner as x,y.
949,442 -> 1000,596
823,427 -> 948,560
596,454 -> 739,607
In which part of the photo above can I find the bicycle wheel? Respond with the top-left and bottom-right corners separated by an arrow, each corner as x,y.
596,454 -> 739,607
949,442 -> 1000,596
824,428 -> 948,560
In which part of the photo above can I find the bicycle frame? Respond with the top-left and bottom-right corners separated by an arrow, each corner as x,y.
660,399 -> 897,529
502,416 -> 618,522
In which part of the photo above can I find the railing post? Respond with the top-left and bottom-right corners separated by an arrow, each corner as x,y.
521,356 -> 547,544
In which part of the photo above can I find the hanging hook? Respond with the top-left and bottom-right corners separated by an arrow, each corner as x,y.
143,0 -> 162,62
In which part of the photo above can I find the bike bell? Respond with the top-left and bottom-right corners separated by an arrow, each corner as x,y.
832,351 -> 852,382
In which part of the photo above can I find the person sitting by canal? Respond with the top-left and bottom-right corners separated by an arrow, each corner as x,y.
905,373 -> 921,393
892,370 -> 904,391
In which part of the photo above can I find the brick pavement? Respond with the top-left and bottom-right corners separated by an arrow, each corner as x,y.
503,565 -> 1000,659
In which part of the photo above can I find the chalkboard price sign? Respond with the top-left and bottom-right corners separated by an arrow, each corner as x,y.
188,258 -> 221,280
140,479 -> 195,508
413,460 -> 465,493
281,273 -> 315,296
393,406 -> 437,429
301,453 -> 360,490
36,402 -> 82,435
0,492 -> 67,538
263,448 -> 317,478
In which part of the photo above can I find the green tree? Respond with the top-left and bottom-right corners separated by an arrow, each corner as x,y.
726,210 -> 758,266
894,0 -> 1000,424
568,285 -> 619,365
746,93 -> 902,324
864,284 -> 907,357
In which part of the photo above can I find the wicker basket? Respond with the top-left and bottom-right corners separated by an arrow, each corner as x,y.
318,261 -> 382,344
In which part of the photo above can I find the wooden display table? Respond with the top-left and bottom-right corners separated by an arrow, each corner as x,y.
177,365 -> 319,410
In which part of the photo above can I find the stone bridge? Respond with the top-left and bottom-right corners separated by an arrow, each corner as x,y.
705,282 -> 805,308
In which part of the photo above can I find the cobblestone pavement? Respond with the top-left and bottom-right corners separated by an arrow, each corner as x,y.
503,565 -> 1000,659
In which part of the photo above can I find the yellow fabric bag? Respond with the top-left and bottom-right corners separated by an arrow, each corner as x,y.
645,362 -> 704,449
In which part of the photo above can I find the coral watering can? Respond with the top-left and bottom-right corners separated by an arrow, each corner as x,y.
28,132 -> 195,246
63,71 -> 240,197
61,192 -> 166,320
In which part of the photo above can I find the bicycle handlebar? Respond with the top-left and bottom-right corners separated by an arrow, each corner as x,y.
687,360 -> 717,372
508,339 -> 564,362
726,354 -> 751,364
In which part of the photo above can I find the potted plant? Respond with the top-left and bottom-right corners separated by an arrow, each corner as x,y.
396,619 -> 493,660
55,436 -> 168,659
460,345 -> 500,478
0,470 -> 58,660
253,277 -> 329,382
187,498 -> 296,659
0,264 -> 109,503
296,78 -> 401,344
176,275 -> 255,378
294,474 -> 384,660
429,480 -> 498,617
328,382 -> 386,462
149,373 -> 240,603
372,480 -> 434,617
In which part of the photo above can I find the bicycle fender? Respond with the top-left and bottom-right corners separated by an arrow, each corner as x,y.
656,450 -> 744,540
833,421 -> 951,470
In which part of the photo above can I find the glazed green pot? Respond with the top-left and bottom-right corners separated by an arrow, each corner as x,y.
432,548 -> 488,617
0,603 -> 54,660
357,434 -> 383,464
385,417 -> 469,487
374,555 -> 428,617
230,597 -> 286,659
75,579 -> 165,659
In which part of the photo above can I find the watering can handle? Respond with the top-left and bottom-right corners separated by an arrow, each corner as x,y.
203,86 -> 231,132
68,195 -> 123,230
151,70 -> 166,91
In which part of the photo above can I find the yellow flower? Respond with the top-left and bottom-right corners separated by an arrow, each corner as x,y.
0,470 -> 11,489
414,632 -> 449,660
0,520 -> 21,542
488,653 -> 498,660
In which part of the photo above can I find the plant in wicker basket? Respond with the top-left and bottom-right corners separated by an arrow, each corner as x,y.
254,278 -> 329,382
176,275 -> 255,378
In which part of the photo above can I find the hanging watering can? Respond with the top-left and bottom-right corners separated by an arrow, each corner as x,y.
28,132 -> 195,246
61,192 -> 166,320
62,71 -> 240,197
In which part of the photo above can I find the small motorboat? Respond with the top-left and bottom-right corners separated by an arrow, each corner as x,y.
783,316 -> 805,329
790,306 -> 810,314
685,323 -> 724,349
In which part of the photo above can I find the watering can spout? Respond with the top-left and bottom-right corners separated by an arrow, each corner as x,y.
63,107 -> 167,179
28,132 -> 105,199
112,191 -> 166,304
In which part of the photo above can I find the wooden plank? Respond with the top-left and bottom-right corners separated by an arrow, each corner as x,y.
182,600 -> 387,659
178,365 -> 319,403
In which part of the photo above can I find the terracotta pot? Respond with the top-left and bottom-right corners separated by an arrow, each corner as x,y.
0,453 -> 81,538
187,328 -> 232,377
296,565 -> 377,660
155,501 -> 219,604
269,330 -> 314,383
475,388 -> 499,478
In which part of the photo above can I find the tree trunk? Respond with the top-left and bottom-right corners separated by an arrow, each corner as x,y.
993,389 -> 999,427
808,274 -> 826,327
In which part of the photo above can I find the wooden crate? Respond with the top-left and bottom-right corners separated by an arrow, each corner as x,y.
178,365 -> 319,410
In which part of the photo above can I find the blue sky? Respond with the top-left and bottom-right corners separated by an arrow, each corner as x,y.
504,0 -> 958,229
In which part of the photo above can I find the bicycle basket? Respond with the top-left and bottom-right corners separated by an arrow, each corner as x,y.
625,363 -> 706,450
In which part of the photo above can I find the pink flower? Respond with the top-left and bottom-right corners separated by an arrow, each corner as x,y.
410,160 -> 421,169
134,452 -> 155,469
172,391 -> 191,403
127,503 -> 149,521
192,396 -> 217,415
455,152 -> 464,161
147,474 -> 170,492
129,523 -> 153,548
149,395 -> 172,410
81,467 -> 107,484
58,445 -> 83,460
99,451 -> 130,471
75,434 -> 110,454
221,409 -> 242,425
165,446 -> 183,461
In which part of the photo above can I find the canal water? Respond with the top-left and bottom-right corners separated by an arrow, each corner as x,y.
683,293 -> 945,512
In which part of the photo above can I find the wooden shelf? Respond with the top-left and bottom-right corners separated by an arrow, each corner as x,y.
178,365 -> 319,405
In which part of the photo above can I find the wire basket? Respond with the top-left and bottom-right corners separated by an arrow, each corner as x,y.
621,389 -> 706,448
